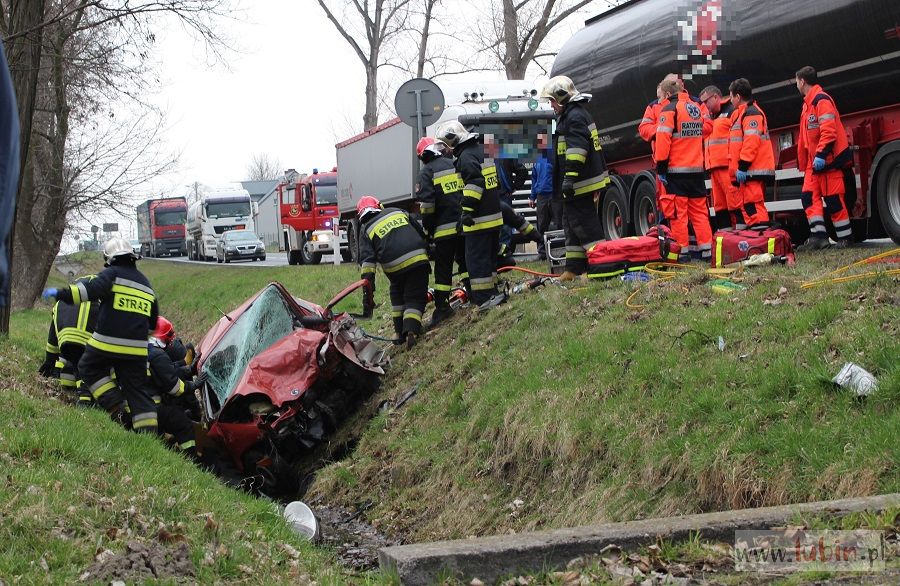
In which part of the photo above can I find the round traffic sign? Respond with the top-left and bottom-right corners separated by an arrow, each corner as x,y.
394,78 -> 445,129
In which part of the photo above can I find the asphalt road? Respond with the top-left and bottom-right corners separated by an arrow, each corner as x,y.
143,252 -> 346,268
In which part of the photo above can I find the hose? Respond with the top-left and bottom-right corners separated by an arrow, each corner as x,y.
496,266 -> 559,278
800,247 -> 900,289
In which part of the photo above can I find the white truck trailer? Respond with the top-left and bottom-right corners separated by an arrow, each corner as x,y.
336,80 -> 556,261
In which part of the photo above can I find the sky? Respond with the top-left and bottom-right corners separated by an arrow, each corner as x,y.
72,0 -> 596,244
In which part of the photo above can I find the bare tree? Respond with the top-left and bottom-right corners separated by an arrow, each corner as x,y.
2,0 -> 232,311
245,153 -> 282,182
316,0 -> 412,130
475,0 -> 597,79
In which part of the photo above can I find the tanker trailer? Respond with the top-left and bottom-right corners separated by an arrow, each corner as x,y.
552,0 -> 900,243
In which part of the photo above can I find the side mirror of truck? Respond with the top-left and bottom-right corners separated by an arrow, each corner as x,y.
252,201 -> 259,216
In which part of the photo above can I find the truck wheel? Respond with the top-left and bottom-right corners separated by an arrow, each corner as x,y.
301,247 -> 323,265
299,234 -> 322,265
875,151 -> 900,244
631,180 -> 657,237
600,185 -> 629,240
346,219 -> 360,264
288,250 -> 301,265
341,249 -> 352,263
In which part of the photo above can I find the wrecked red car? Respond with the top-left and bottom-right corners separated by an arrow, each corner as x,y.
196,281 -> 387,495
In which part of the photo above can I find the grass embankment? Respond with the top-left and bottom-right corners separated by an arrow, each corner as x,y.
3,248 -> 898,582
2,256 -> 386,584
311,246 -> 899,543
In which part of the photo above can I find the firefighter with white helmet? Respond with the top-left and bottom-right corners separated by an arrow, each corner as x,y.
356,196 -> 432,349
541,75 -> 611,281
43,236 -> 160,434
415,137 -> 468,327
435,120 -> 505,310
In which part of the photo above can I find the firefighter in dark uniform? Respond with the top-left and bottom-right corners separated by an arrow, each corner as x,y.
357,196 -> 431,349
43,237 -> 159,433
38,275 -> 100,406
435,120 -> 506,310
148,317 -> 206,457
415,136 -> 468,328
541,76 -> 611,281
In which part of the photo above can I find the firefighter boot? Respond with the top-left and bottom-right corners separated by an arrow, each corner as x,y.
426,304 -> 454,329
797,236 -> 831,251
406,332 -> 418,350
558,271 -> 578,282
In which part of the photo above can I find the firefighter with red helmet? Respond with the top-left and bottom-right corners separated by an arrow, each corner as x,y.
148,317 -> 205,457
727,78 -> 775,227
655,80 -> 713,260
415,136 -> 468,328
357,195 -> 431,349
795,66 -> 853,250
434,120 -> 505,309
542,75 -> 611,280
43,237 -> 159,434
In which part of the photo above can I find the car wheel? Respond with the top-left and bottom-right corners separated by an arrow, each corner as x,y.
224,258 -> 230,263
261,255 -> 266,261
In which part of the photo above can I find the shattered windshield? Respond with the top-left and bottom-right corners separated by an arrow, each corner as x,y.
204,285 -> 298,407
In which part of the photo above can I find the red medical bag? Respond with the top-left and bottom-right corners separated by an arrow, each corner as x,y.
587,226 -> 681,279
711,227 -> 795,267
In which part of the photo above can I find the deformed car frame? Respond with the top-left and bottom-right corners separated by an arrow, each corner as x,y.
195,280 -> 387,495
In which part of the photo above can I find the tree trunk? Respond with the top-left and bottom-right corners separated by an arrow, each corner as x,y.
416,0 -> 435,78
2,0 -> 46,323
501,0 -> 526,80
363,64 -> 378,130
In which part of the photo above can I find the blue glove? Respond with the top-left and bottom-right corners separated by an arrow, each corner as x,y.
813,156 -> 826,172
657,174 -> 667,186
735,170 -> 749,184
42,288 -> 58,300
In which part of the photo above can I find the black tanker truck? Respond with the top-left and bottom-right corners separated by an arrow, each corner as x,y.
551,0 -> 900,244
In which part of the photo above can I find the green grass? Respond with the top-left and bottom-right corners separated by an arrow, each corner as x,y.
3,247 -> 898,583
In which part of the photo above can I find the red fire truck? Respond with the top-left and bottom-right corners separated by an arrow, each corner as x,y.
136,197 -> 188,257
552,0 -> 900,244
278,168 -> 349,265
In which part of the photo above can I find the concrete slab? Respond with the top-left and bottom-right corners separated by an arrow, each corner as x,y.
379,493 -> 900,585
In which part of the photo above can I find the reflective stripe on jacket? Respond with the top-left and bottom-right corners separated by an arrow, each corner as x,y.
552,99 -> 610,198
655,92 -> 707,176
705,99 -> 734,170
797,85 -> 851,172
728,101 -> 776,183
416,155 -> 463,240
454,140 -> 502,233
358,207 -> 431,280
56,264 -> 158,359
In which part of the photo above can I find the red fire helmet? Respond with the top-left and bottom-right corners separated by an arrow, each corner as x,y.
356,195 -> 382,219
416,136 -> 436,158
153,316 -> 176,345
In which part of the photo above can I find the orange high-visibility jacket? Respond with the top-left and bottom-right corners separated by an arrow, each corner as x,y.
639,99 -> 664,145
654,92 -> 706,175
728,100 -> 775,182
705,99 -> 733,170
797,84 -> 851,172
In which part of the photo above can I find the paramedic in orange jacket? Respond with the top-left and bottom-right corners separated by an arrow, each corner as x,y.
639,74 -> 680,222
700,85 -> 743,230
727,78 -> 774,227
654,80 -> 712,260
794,66 -> 853,250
